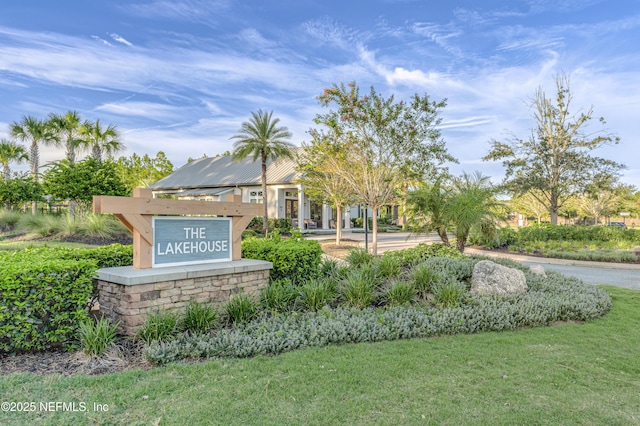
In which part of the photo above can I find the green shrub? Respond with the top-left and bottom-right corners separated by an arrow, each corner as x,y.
56,244 -> 133,268
225,294 -> 258,325
80,213 -> 120,238
260,279 -> 298,313
268,218 -> 293,234
0,245 -> 132,354
0,258 -> 96,353
509,223 -> 640,245
242,234 -> 322,283
381,243 -> 465,267
0,209 -> 21,232
422,257 -> 476,286
247,217 -> 293,234
411,263 -> 441,299
545,249 -> 638,263
137,309 -> 180,344
59,213 -> 80,236
340,268 -> 379,309
242,229 -> 260,239
385,280 -> 416,307
298,279 -> 337,312
319,259 -> 340,277
18,213 -> 60,237
183,300 -> 218,334
495,227 -> 519,247
346,247 -> 374,267
78,317 -> 119,356
433,280 -> 466,309
373,255 -> 401,279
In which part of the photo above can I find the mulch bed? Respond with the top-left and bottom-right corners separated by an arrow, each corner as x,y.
1,339 -> 151,376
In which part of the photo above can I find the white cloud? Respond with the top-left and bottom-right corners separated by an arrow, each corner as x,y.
95,101 -> 182,120
109,33 -> 133,46
125,0 -> 230,22
91,35 -> 112,46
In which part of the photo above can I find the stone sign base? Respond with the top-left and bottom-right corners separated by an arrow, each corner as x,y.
94,259 -> 272,335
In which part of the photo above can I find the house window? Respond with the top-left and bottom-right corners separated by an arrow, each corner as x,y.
285,191 -> 298,198
249,190 -> 263,204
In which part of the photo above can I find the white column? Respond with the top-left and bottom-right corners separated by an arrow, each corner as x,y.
297,186 -> 304,230
344,206 -> 350,229
322,202 -> 329,229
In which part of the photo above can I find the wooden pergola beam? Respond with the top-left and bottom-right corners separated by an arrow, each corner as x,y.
93,188 -> 262,269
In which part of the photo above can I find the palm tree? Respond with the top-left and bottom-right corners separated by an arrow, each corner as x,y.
79,119 -> 124,161
0,139 -> 29,180
48,111 -> 84,164
445,171 -> 502,253
10,115 -> 57,214
406,178 -> 451,246
231,110 -> 294,234
407,171 -> 502,253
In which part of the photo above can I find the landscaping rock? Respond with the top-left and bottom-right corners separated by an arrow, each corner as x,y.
529,265 -> 546,277
471,260 -> 528,295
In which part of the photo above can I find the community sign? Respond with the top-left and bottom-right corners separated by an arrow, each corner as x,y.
152,217 -> 232,267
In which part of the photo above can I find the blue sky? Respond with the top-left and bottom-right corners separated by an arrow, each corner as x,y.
1,0 -> 639,187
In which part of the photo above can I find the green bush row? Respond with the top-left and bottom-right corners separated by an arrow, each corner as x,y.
241,233 -> 322,282
0,244 -> 133,266
381,243 -> 466,267
0,244 -> 133,353
0,259 -> 96,353
494,224 -> 640,247
247,217 -> 293,234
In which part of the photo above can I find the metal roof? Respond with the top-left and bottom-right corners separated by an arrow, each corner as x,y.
172,187 -> 235,196
149,152 -> 302,191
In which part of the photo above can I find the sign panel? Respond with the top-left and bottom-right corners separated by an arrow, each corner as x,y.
152,217 -> 232,267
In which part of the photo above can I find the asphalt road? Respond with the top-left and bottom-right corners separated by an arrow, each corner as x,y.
518,261 -> 640,290
307,231 -> 640,290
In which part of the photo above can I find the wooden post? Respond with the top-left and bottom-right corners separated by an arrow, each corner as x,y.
93,189 -> 262,269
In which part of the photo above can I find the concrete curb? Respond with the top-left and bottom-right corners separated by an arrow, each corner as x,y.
465,247 -> 640,270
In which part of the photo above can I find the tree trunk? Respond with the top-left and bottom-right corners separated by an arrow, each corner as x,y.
549,190 -> 559,225
261,152 -> 268,235
31,142 -> 38,215
437,225 -> 450,246
371,207 -> 378,255
456,232 -> 467,253
335,203 -> 342,246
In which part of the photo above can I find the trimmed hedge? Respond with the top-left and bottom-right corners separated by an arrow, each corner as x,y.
1,259 -> 96,352
242,235 -> 322,283
495,224 -> 640,246
0,244 -> 133,353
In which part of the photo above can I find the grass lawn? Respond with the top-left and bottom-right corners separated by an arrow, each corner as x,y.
1,285 -> 638,425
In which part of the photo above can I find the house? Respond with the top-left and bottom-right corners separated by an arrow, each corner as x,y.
148,153 -> 352,231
